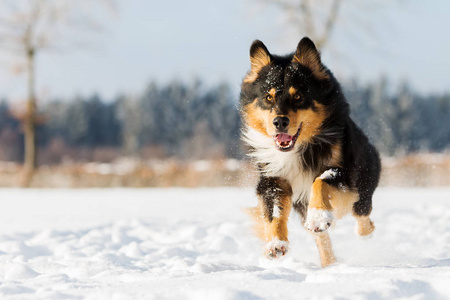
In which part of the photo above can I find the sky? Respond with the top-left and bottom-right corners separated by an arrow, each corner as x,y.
0,0 -> 449,102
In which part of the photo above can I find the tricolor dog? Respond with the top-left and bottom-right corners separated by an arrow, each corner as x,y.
240,37 -> 381,267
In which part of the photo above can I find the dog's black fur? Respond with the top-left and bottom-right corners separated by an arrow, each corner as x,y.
240,37 -> 381,264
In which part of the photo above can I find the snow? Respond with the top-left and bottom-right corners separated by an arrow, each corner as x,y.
319,168 -> 338,180
0,187 -> 449,299
305,208 -> 334,232
272,204 -> 281,218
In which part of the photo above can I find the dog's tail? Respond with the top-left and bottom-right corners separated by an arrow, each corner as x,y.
243,205 -> 266,241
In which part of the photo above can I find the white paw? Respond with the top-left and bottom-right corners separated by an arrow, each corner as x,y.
263,238 -> 289,260
305,209 -> 334,233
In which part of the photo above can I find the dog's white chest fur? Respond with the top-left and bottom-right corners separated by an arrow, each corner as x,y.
243,127 -> 315,204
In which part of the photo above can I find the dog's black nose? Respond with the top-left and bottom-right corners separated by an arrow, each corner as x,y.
273,116 -> 290,131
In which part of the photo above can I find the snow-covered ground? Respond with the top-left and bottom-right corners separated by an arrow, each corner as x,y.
0,187 -> 449,299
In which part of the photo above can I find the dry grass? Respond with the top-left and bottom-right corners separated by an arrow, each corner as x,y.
0,154 -> 448,188
380,154 -> 450,187
0,159 -> 258,188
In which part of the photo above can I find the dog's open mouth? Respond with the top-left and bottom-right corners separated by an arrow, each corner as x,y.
273,123 -> 302,152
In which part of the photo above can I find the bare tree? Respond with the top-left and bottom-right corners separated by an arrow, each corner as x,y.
258,0 -> 343,49
250,0 -> 401,53
0,0 -> 115,187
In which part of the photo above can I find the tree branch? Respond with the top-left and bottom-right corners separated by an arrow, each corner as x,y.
316,0 -> 342,49
299,0 -> 315,38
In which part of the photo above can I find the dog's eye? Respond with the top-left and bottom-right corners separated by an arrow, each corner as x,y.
265,95 -> 273,102
293,94 -> 301,100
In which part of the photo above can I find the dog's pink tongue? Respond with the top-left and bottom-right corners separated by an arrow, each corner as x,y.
276,133 -> 293,142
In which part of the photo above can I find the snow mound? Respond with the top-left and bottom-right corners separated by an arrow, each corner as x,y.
0,187 -> 448,299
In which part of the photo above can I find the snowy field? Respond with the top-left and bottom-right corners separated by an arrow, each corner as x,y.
0,187 -> 449,299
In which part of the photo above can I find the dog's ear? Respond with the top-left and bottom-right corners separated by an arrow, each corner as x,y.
293,37 -> 329,80
244,40 -> 271,83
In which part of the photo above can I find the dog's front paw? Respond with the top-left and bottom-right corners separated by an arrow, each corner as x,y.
264,238 -> 288,260
305,209 -> 334,233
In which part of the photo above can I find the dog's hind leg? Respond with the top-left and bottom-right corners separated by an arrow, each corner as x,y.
249,176 -> 292,259
314,232 -> 336,267
353,191 -> 375,237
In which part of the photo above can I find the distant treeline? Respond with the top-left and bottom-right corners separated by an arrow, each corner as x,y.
0,78 -> 448,164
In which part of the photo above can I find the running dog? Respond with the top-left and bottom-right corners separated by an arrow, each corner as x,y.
240,37 -> 381,267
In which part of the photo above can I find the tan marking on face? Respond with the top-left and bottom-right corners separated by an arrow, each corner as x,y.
244,98 -> 328,139
268,88 -> 276,100
288,87 -> 297,96
243,101 -> 269,136
288,101 -> 329,143
308,177 -> 359,219
244,100 -> 285,137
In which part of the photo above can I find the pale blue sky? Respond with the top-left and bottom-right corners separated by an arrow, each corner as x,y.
0,0 -> 449,102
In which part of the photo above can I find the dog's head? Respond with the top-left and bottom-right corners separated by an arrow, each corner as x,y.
240,37 -> 333,152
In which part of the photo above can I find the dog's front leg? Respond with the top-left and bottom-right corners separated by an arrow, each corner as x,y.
305,169 -> 342,267
306,176 -> 337,267
305,176 -> 334,233
251,176 -> 292,259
